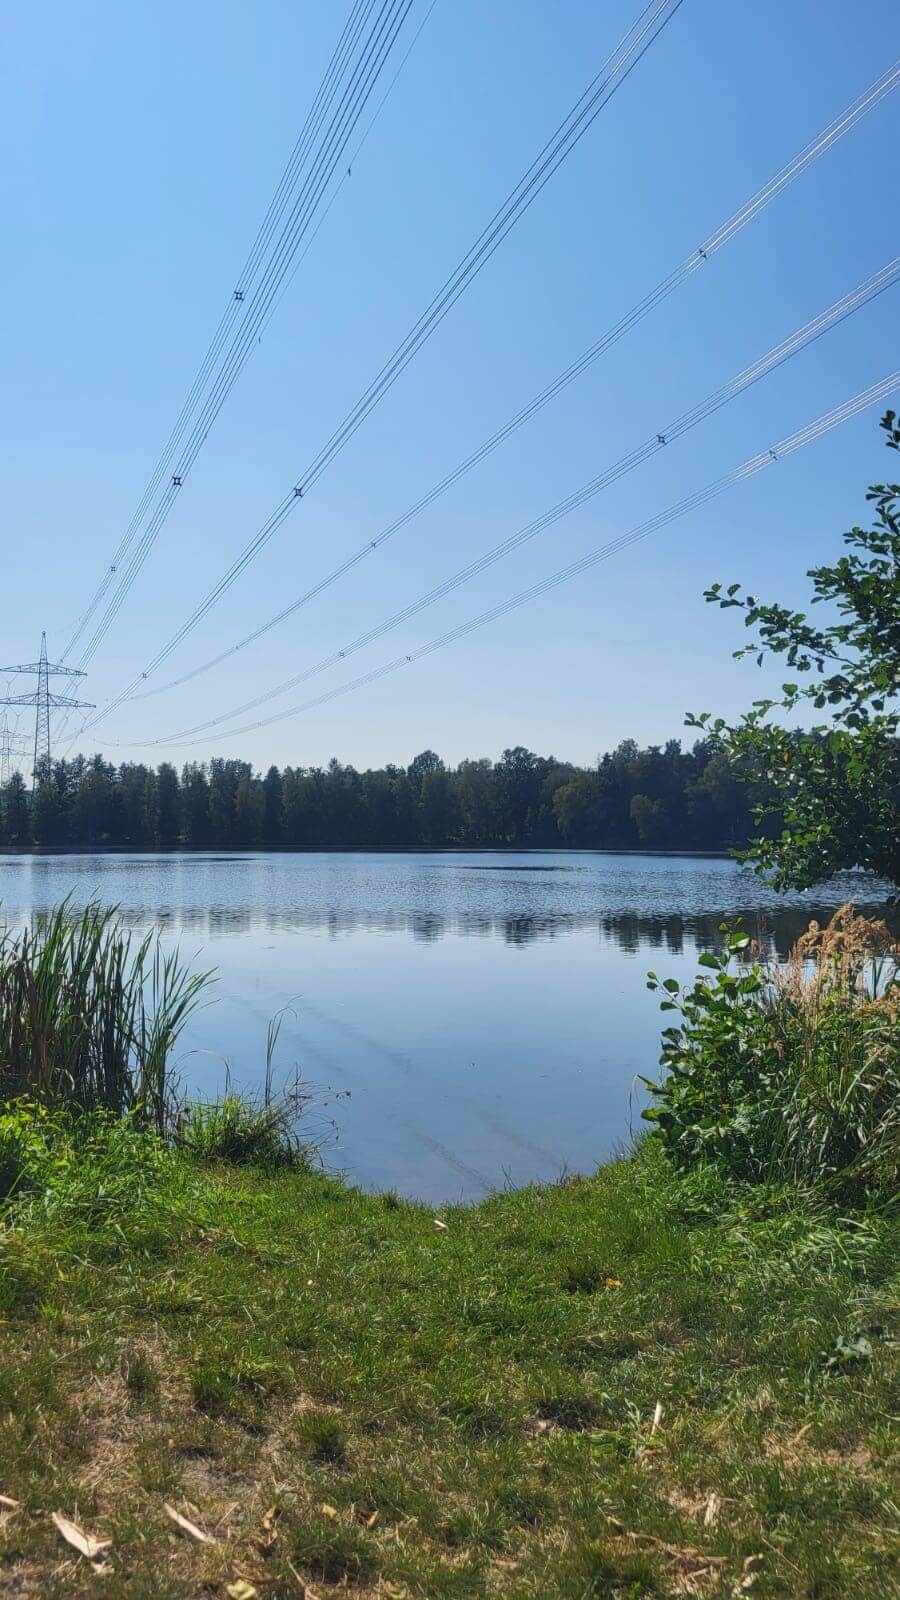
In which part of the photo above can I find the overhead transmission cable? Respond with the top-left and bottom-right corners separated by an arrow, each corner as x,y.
134,370 -> 900,748
139,257 -> 900,743
59,0 -> 417,702
132,58 -> 900,705
252,0 -> 443,356
71,0 -> 413,674
70,0 -> 686,746
60,0 -> 386,668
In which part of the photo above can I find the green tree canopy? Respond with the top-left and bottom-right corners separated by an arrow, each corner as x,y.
691,411 -> 900,888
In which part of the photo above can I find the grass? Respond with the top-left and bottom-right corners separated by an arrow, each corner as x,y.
0,1126 -> 897,1598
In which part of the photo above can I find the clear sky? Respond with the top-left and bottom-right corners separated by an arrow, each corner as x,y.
2,0 -> 898,774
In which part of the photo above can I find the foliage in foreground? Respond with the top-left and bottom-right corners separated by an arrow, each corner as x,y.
693,410 -> 900,888
644,904 -> 900,1198
0,901 -> 210,1132
0,1118 -> 898,1599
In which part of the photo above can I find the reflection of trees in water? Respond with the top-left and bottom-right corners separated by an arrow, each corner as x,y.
13,895 -> 896,958
599,904 -> 898,959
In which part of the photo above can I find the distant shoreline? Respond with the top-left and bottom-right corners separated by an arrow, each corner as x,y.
0,843 -> 737,860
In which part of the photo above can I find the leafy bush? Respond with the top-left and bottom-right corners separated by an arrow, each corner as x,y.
0,1098 -> 198,1250
643,905 -> 900,1198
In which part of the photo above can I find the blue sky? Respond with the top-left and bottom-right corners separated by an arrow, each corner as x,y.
1,0 -> 898,773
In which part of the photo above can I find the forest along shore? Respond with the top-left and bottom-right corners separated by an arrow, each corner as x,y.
0,740 -> 779,852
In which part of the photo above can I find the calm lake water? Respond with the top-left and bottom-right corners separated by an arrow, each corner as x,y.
0,850 -> 890,1202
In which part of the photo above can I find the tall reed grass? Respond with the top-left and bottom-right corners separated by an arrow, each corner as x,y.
0,901 -> 211,1130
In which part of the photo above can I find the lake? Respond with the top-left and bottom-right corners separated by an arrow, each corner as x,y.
0,850 -> 889,1202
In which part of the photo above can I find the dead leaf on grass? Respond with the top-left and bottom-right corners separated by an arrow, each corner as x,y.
319,1502 -> 338,1520
366,1510 -> 380,1528
0,1495 -> 19,1511
51,1512 -> 112,1561
650,1400 -> 663,1435
226,1583 -> 258,1600
433,1218 -> 448,1231
703,1492 -> 721,1527
163,1502 -> 215,1543
257,1503 -> 282,1554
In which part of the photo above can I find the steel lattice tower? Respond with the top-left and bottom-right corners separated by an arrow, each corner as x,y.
0,634 -> 94,785
0,718 -> 30,788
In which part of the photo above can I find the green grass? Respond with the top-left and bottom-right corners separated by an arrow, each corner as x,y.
0,1126 -> 897,1598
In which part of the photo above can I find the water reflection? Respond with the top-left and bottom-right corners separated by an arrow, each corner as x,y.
5,898 -> 892,960
0,850 -> 892,1202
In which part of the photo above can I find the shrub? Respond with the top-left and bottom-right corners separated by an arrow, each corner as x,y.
643,905 -> 900,1198
0,1098 -> 198,1251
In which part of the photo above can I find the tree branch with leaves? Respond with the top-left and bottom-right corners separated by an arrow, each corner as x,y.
690,410 -> 900,890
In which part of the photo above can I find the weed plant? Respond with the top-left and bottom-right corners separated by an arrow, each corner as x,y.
644,903 -> 900,1196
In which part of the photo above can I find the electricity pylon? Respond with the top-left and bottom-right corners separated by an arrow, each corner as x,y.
0,634 -> 94,785
0,717 -> 30,788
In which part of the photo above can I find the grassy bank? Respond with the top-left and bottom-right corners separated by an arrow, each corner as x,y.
1,1126 -> 898,1599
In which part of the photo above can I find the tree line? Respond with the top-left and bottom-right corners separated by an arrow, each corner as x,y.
0,741 -> 779,852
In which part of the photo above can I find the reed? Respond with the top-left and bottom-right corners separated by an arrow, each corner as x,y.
0,900 -> 211,1131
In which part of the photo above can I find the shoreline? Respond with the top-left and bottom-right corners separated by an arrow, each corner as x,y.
0,843 -> 742,860
2,1132 -> 897,1597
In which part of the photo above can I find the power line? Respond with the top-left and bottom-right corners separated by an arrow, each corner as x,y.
134,371 -> 900,748
59,0 -> 380,668
71,0 -> 686,743
58,0 -> 418,695
69,0 -> 413,676
140,259 -> 900,742
132,58 -> 900,706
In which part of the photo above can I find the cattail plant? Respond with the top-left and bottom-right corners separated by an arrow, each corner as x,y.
0,900 -> 212,1132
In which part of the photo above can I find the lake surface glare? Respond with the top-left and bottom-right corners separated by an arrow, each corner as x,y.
0,850 -> 888,1202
